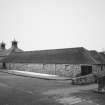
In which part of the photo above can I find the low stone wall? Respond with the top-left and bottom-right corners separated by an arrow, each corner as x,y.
92,65 -> 102,73
6,63 -> 81,77
72,74 -> 96,85
71,65 -> 105,85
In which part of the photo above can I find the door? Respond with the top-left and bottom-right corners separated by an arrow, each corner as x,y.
81,66 -> 92,76
2,62 -> 6,69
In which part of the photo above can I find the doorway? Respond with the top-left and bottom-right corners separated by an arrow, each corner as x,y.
2,62 -> 6,69
81,65 -> 92,76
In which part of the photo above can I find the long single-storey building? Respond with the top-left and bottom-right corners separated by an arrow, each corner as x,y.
1,47 -> 105,77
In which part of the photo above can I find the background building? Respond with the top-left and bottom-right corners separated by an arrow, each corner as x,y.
0,40 -> 23,68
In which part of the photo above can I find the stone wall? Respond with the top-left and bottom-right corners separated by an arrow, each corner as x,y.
92,64 -> 105,73
72,65 -> 105,85
5,63 -> 101,77
92,65 -> 101,73
72,74 -> 95,85
6,63 -> 81,77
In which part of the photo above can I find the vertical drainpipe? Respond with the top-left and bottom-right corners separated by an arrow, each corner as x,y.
55,64 -> 56,75
101,64 -> 103,71
65,64 -> 66,77
43,64 -> 44,73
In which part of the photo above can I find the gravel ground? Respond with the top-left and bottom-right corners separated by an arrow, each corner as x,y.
0,71 -> 104,105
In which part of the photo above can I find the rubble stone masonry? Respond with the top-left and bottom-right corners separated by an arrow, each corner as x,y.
6,63 -> 81,77
5,63 -> 102,78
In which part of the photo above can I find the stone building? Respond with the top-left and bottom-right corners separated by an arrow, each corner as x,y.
1,47 -> 105,77
0,42 -> 6,60
0,40 -> 23,68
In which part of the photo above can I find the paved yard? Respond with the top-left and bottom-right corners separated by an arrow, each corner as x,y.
0,72 -> 104,105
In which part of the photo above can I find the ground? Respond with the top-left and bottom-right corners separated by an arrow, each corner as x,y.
0,72 -> 104,105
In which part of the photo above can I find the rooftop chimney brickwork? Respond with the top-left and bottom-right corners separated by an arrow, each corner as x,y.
12,40 -> 18,48
0,42 -> 6,50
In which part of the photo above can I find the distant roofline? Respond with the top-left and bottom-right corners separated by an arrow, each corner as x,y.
19,47 -> 85,53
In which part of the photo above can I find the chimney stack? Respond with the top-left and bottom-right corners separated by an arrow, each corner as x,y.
12,39 -> 18,48
0,41 -> 6,50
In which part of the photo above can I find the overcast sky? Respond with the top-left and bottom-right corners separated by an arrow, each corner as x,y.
0,0 -> 105,51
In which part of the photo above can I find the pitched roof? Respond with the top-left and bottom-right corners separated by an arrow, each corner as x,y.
1,47 -> 99,64
0,47 -> 23,58
89,50 -> 105,64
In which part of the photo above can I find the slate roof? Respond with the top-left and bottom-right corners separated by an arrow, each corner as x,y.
1,47 -> 101,64
89,50 -> 105,64
0,46 -> 23,61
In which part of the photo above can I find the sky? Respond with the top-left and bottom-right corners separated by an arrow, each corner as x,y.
0,0 -> 105,51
